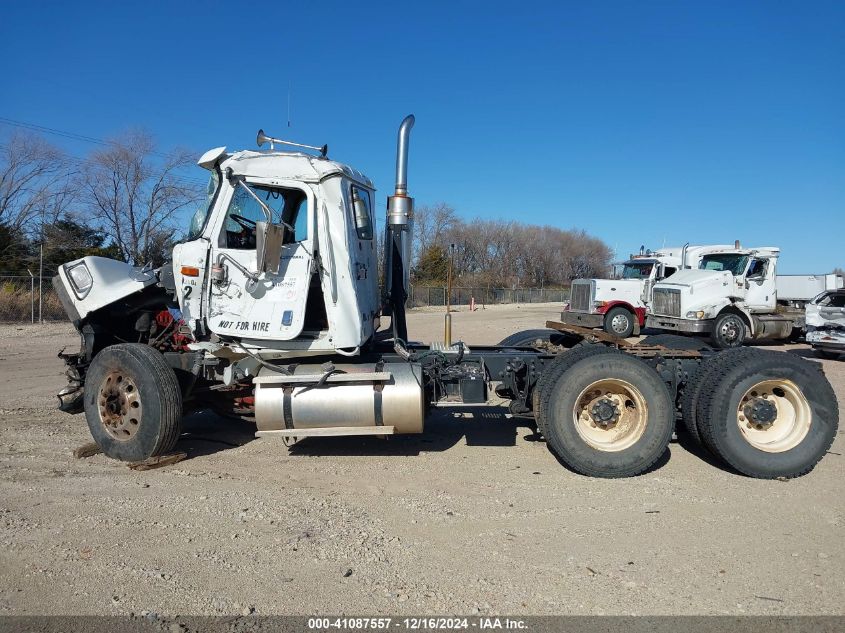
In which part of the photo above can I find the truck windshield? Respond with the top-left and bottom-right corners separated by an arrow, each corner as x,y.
621,263 -> 654,280
186,171 -> 220,240
700,254 -> 749,275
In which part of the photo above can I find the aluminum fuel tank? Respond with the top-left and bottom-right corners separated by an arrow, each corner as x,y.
253,362 -> 425,434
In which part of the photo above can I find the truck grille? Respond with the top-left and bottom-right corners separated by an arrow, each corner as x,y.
570,283 -> 592,312
652,288 -> 681,317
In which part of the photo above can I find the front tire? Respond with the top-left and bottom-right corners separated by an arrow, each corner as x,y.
603,307 -> 635,338
696,349 -> 838,478
711,312 -> 747,349
542,350 -> 674,477
84,344 -> 183,462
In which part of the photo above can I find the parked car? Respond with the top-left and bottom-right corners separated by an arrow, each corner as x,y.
806,289 -> 845,359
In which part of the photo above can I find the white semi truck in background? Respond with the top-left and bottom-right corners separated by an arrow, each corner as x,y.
647,244 -> 843,348
561,244 -> 733,338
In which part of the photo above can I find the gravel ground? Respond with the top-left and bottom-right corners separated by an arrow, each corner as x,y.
0,304 -> 843,616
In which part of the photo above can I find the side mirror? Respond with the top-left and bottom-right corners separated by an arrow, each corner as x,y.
256,221 -> 286,275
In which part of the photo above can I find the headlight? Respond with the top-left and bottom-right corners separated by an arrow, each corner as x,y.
66,263 -> 93,298
594,300 -> 607,308
686,310 -> 706,319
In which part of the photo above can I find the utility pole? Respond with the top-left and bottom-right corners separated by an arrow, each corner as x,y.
38,217 -> 44,323
446,243 -> 455,313
27,269 -> 34,324
38,207 -> 44,323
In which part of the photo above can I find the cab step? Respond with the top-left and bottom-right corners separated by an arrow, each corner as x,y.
255,426 -> 395,438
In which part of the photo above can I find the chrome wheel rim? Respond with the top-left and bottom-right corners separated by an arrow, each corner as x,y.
610,313 -> 630,334
719,317 -> 742,343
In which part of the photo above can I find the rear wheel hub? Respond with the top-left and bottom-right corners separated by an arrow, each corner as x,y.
590,398 -> 620,426
744,398 -> 777,426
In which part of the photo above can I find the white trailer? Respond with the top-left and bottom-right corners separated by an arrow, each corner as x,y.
776,274 -> 843,306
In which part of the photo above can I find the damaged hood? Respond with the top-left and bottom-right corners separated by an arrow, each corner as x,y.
54,256 -> 158,322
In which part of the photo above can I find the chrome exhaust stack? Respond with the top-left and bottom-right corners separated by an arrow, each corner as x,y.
383,115 -> 415,341
387,114 -> 415,227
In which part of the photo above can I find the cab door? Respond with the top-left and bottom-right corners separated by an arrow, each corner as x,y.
744,257 -> 776,311
206,178 -> 314,341
347,184 -> 378,340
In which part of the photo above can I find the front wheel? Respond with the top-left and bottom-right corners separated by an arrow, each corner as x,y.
84,344 -> 183,461
603,307 -> 635,338
711,312 -> 747,349
542,350 -> 674,477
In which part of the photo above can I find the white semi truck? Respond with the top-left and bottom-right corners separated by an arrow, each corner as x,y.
49,117 -> 839,479
646,245 -> 843,348
561,244 -> 733,338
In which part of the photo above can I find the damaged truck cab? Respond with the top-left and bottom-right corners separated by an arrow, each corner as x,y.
56,139 -> 385,393
177,144 -> 380,352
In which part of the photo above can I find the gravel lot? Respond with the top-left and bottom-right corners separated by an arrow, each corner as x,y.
0,304 -> 843,616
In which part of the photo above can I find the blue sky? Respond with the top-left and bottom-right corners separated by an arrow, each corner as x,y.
1,1 -> 842,272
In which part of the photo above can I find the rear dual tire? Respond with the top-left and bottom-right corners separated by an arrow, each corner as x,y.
497,328 -> 580,350
683,348 -> 838,478
539,348 -> 674,478
533,344 -> 618,437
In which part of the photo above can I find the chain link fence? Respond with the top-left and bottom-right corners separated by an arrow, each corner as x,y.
0,275 -> 66,322
0,278 -> 569,322
409,286 -> 569,308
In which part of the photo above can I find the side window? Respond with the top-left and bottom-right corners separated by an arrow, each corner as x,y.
747,258 -> 767,278
662,266 -> 677,279
221,183 -> 308,249
350,185 -> 373,240
827,294 -> 845,308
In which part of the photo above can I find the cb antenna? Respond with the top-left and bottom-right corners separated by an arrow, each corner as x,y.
287,80 -> 291,128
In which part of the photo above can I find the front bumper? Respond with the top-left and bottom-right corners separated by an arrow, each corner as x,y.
560,311 -> 604,329
646,315 -> 713,334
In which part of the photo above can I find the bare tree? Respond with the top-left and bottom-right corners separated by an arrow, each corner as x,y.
0,132 -> 75,233
411,211 -> 612,288
413,203 -> 457,265
83,130 -> 200,265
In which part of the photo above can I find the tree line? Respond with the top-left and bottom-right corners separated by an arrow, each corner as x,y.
0,130 -> 201,276
411,203 -> 612,287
